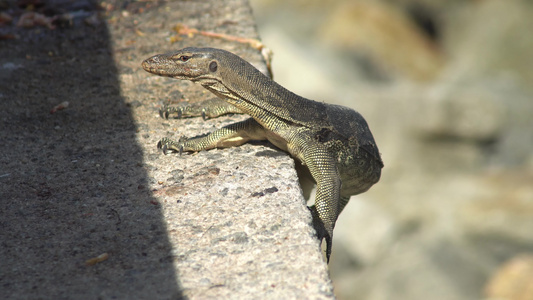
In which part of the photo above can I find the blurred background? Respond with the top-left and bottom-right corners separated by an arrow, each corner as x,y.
250,0 -> 533,299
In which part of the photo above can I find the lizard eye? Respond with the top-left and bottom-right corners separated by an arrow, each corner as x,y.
209,61 -> 218,72
178,55 -> 191,62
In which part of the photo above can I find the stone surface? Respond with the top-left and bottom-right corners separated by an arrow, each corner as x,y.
484,254 -> 533,300
0,0 -> 333,299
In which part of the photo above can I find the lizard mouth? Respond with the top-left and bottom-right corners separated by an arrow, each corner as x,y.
142,58 -> 204,80
141,56 -> 176,77
141,59 -> 163,74
141,59 -> 173,76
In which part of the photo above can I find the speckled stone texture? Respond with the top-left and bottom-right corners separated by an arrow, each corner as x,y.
0,0 -> 333,299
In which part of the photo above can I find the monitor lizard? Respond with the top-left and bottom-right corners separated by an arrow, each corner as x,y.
142,47 -> 383,262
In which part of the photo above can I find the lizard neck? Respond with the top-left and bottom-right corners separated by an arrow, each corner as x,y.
203,54 -> 330,129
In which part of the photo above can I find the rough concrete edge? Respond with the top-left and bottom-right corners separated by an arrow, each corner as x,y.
117,0 -> 336,298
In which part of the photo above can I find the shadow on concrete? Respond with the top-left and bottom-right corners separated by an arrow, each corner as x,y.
0,1 -> 182,298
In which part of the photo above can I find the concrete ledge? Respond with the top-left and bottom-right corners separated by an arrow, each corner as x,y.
129,0 -> 333,297
0,0 -> 333,298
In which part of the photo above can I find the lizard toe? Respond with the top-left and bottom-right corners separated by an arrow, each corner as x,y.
157,138 -> 172,155
159,105 -> 170,119
162,145 -> 170,155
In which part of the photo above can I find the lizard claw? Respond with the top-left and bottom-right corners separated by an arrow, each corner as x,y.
156,139 -> 169,155
178,136 -> 187,155
324,234 -> 332,264
317,230 -> 333,263
157,137 -> 186,155
309,206 -> 334,263
159,105 -> 183,119
159,108 -> 169,119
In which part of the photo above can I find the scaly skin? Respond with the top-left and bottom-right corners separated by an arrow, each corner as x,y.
142,47 -> 383,262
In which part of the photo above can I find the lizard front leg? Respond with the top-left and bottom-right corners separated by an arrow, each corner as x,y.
157,118 -> 266,154
160,98 -> 242,120
295,140 -> 342,263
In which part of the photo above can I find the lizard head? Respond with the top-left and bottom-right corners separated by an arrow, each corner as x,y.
142,47 -> 221,83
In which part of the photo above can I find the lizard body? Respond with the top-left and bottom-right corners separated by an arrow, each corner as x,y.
142,47 -> 383,262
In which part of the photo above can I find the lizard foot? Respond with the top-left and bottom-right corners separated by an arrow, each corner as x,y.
157,137 -> 187,155
159,104 -> 184,119
309,206 -> 333,263
159,103 -> 211,120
